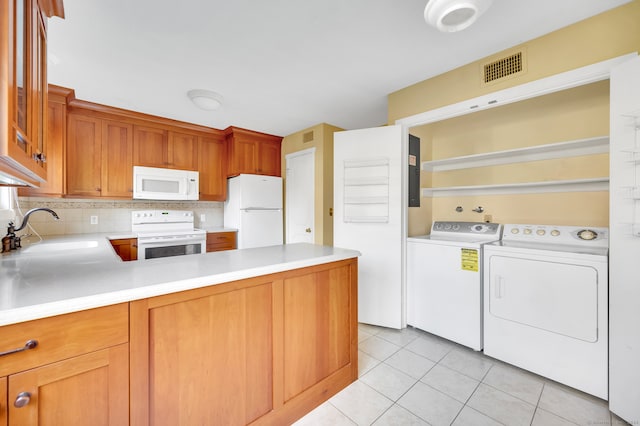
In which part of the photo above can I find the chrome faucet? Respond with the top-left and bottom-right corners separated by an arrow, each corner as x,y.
2,208 -> 60,252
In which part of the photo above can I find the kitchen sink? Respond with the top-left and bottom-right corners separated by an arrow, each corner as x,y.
21,240 -> 99,254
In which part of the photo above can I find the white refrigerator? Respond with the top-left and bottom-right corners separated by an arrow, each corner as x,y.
224,174 -> 283,249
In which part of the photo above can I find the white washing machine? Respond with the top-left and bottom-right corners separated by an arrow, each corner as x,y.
483,224 -> 608,400
407,221 -> 503,351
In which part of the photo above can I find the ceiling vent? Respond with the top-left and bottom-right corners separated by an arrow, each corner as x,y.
483,51 -> 524,84
302,131 -> 314,143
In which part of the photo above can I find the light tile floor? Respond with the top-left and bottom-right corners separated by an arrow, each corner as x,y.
294,324 -> 631,426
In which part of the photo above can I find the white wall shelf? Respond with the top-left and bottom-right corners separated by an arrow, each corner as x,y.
421,136 -> 609,172
421,178 -> 609,197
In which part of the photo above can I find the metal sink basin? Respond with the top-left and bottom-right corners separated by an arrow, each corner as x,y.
21,240 -> 99,254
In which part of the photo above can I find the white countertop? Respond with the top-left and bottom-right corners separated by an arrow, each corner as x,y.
0,234 -> 359,326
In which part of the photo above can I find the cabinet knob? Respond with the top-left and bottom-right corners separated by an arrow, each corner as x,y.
14,392 -> 31,408
305,228 -> 312,233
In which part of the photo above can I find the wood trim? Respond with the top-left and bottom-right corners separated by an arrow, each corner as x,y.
224,126 -> 283,140
68,98 -> 225,136
48,84 -> 74,103
129,299 -> 150,426
271,278 -> 285,412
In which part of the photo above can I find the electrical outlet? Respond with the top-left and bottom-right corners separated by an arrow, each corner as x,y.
90,215 -> 98,225
200,214 -> 206,222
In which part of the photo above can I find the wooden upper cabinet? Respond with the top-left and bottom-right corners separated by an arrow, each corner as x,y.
66,114 -> 102,197
66,114 -> 133,198
133,127 -> 198,171
199,135 -> 227,201
102,120 -> 133,197
168,131 -> 198,170
260,139 -> 282,177
19,87 -> 69,197
133,125 -> 168,168
226,127 -> 282,177
0,0 -> 63,185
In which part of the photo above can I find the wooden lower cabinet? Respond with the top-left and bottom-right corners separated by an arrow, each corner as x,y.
0,304 -> 129,426
0,376 -> 6,425
110,238 -> 138,261
7,344 -> 128,426
130,258 -> 358,425
206,231 -> 236,252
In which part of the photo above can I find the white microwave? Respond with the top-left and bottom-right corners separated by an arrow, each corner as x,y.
133,166 -> 199,200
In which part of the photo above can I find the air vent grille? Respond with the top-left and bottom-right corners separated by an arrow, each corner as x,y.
303,131 -> 314,143
483,52 -> 523,83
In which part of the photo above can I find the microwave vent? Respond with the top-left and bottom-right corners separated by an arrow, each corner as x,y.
303,131 -> 314,143
483,51 -> 524,84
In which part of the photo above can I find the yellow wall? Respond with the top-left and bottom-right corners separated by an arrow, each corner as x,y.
281,123 -> 343,245
388,1 -> 640,122
390,1 -> 640,235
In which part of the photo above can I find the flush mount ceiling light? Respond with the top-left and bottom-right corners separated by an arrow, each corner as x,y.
187,89 -> 223,111
424,0 -> 493,32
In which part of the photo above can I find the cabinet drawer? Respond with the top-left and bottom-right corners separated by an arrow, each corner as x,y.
206,232 -> 236,252
0,303 -> 128,376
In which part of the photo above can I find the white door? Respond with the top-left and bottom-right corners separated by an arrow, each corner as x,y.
610,55 -> 640,423
285,148 -> 315,244
334,125 -> 404,329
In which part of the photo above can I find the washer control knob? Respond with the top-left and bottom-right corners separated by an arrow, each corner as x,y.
444,224 -> 452,230
452,224 -> 460,231
537,229 -> 546,236
510,228 -> 519,234
523,229 -> 532,235
551,230 -> 560,236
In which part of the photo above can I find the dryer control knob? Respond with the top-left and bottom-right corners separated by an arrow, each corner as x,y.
510,228 -> 519,234
537,229 -> 546,236
523,229 -> 532,235
551,230 -> 560,236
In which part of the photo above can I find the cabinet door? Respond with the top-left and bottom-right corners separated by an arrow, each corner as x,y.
1,376 -> 6,425
8,344 -> 129,426
283,265 -> 352,401
229,138 -> 259,176
66,114 -> 102,197
102,120 -> 133,198
259,139 -> 281,176
199,136 -> 227,201
19,99 -> 65,196
133,126 -> 167,168
168,131 -> 198,170
133,283 -> 273,425
1,0 -> 48,183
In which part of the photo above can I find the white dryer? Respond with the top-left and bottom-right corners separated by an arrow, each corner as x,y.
483,224 -> 608,399
407,221 -> 503,351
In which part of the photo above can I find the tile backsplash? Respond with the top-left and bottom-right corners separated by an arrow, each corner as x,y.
16,197 -> 224,236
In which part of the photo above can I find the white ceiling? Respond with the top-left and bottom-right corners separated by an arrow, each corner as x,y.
47,0 -> 631,137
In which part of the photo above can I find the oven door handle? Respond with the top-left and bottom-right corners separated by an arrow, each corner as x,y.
138,236 -> 205,245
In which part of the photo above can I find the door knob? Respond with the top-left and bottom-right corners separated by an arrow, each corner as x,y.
14,391 -> 31,408
305,228 -> 311,233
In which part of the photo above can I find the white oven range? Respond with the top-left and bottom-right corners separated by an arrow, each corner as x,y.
132,210 -> 206,260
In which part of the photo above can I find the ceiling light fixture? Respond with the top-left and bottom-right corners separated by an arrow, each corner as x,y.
424,0 -> 493,33
187,89 -> 223,111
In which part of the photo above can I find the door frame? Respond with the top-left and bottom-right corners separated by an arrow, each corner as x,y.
285,147 -> 316,244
